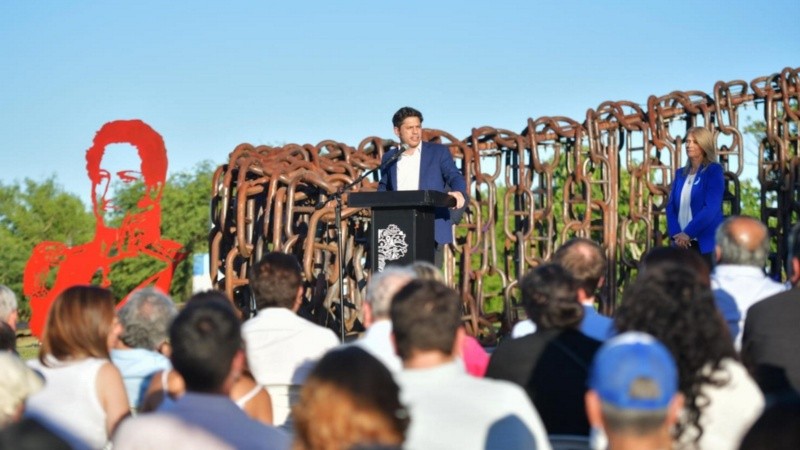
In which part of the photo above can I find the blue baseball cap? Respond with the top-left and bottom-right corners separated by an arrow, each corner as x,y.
588,332 -> 678,410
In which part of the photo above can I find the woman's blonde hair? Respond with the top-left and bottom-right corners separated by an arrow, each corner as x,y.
40,285 -> 116,365
683,127 -> 717,175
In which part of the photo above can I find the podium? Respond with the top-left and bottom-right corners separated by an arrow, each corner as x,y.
348,190 -> 455,272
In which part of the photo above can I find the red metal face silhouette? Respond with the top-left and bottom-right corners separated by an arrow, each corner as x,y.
23,120 -> 185,338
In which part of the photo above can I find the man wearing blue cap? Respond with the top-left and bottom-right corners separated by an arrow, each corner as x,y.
585,332 -> 684,450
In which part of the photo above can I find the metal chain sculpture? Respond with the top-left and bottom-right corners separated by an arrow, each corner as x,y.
209,66 -> 799,341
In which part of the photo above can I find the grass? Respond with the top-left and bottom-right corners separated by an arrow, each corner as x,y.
16,335 -> 39,361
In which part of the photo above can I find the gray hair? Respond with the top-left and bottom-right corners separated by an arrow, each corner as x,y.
365,267 -> 416,320
715,217 -> 770,267
118,288 -> 177,350
599,377 -> 671,435
0,286 -> 17,324
600,402 -> 669,435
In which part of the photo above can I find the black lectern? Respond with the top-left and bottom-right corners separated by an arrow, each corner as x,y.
348,190 -> 455,272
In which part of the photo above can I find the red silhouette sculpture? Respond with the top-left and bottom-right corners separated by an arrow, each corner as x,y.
23,120 -> 185,337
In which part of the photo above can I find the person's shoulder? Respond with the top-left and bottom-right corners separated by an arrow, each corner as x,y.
423,141 -> 451,154
290,314 -> 340,344
492,333 -> 536,356
566,327 -> 603,347
704,162 -> 725,174
749,288 -> 800,315
223,412 -> 290,449
114,413 -> 237,450
474,375 -> 535,405
98,359 -> 124,379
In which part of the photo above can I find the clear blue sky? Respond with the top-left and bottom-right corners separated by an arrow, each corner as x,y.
1,0 -> 797,206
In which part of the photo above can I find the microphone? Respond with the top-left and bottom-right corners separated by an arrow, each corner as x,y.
381,143 -> 408,169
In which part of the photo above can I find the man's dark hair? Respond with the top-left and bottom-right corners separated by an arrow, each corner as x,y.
786,222 -> 800,280
551,238 -> 607,296
392,107 -> 423,128
169,292 -> 242,393
249,252 -> 303,310
640,246 -> 710,286
0,321 -> 15,351
520,263 -> 583,329
390,279 -> 461,360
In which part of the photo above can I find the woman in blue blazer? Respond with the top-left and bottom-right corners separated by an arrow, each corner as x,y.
666,127 -> 725,266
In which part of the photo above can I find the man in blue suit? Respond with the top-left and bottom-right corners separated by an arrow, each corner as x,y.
377,107 -> 467,266
551,238 -> 614,342
510,238 -> 615,341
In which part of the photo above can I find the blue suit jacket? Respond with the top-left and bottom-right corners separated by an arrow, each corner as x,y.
377,141 -> 467,245
579,305 -> 613,342
666,162 -> 725,254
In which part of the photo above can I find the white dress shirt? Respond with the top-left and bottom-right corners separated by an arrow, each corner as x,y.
396,144 -> 421,191
242,308 -> 340,427
711,264 -> 786,349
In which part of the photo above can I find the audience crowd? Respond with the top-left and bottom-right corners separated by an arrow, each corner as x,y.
0,214 -> 798,449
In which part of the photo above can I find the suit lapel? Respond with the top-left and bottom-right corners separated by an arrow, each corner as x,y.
419,142 -> 433,190
390,159 -> 398,190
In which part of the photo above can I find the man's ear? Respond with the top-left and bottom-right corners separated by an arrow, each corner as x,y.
363,302 -> 374,328
715,246 -> 722,263
666,393 -> 685,428
791,258 -> 800,285
230,349 -> 245,381
596,276 -> 605,289
452,327 -> 466,357
393,127 -> 401,139
585,391 -> 605,430
291,286 -> 303,313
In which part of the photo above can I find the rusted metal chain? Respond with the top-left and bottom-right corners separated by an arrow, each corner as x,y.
209,66 -> 799,340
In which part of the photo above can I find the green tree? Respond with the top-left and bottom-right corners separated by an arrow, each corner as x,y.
737,178 -> 761,218
106,161 -> 216,302
0,178 -> 94,320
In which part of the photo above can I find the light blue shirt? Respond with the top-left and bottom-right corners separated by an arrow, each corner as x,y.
111,348 -> 171,410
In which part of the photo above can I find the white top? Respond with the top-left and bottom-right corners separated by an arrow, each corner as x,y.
678,173 -> 696,229
711,264 -> 786,348
242,307 -> 339,427
396,144 -> 421,191
26,357 -> 109,449
110,347 -> 171,410
398,361 -> 552,450
677,358 -> 764,450
350,319 -> 402,372
592,358 -> 764,450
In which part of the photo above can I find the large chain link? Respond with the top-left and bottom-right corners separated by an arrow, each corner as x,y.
209,66 -> 799,340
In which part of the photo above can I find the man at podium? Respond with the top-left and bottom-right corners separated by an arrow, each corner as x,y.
377,106 -> 467,267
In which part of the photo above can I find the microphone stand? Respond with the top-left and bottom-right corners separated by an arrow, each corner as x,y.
317,146 -> 405,341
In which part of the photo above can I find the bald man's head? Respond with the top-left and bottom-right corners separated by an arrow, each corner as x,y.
715,216 -> 771,267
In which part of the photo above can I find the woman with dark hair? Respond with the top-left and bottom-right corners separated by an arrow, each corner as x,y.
615,263 -> 763,449
292,346 -> 408,450
640,246 -> 740,341
666,126 -> 725,268
485,263 -> 601,436
26,285 -> 130,449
